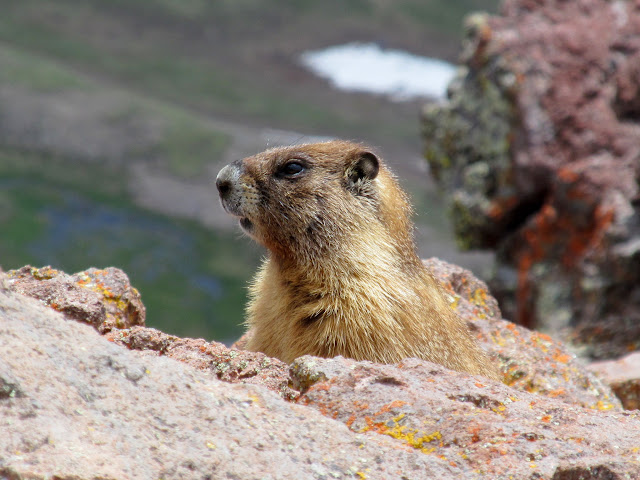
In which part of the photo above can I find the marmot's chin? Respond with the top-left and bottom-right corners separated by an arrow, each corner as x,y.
239,217 -> 254,233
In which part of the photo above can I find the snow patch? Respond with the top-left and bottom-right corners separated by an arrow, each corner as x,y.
300,42 -> 457,101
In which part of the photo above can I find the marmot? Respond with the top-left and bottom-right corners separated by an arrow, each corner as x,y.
216,141 -> 499,380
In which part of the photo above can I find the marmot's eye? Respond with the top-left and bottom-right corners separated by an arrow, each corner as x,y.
278,161 -> 305,177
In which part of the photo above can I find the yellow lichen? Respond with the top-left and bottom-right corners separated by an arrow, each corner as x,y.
590,400 -> 616,411
30,266 -> 59,280
366,413 -> 442,454
470,288 -> 487,307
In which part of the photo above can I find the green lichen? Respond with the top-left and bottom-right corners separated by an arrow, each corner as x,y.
422,33 -> 517,250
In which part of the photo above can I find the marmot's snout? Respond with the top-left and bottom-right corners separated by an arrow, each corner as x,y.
216,162 -> 257,234
216,163 -> 242,215
216,164 -> 237,199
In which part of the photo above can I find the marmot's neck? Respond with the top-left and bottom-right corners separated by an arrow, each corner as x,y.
269,227 -> 423,295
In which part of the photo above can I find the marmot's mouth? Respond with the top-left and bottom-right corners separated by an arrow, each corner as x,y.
239,217 -> 253,232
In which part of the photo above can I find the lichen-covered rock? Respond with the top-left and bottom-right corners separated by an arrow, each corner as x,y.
3,265 -> 639,479
425,258 -> 621,411
7,259 -> 621,410
6,265 -> 145,332
422,0 -> 640,358
106,326 -> 298,400
238,258 -> 621,410
292,355 -> 640,479
589,352 -> 640,410
0,272 -> 504,480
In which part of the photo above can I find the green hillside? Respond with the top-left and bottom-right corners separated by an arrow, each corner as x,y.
0,0 -> 499,342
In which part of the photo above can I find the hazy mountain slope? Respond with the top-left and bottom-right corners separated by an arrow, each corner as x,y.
0,0 -> 498,341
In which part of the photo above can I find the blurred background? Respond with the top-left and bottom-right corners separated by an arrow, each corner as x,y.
0,0 -> 499,343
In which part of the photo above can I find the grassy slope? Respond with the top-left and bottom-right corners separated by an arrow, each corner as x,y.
0,148 -> 260,341
0,0 -> 499,342
0,0 -> 499,143
0,46 -> 253,340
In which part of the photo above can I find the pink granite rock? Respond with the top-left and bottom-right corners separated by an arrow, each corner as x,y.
589,352 -> 640,410
0,272 -> 497,479
106,326 -> 298,400
3,264 -> 638,479
6,265 -> 145,333
426,258 -> 621,411
292,355 -> 640,479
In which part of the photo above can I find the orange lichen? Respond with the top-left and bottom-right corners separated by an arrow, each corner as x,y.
375,400 -> 407,415
352,400 -> 369,411
468,425 -> 482,443
345,414 -> 357,428
547,389 -> 566,398
505,323 -> 520,335
552,351 -> 571,364
488,195 -> 518,220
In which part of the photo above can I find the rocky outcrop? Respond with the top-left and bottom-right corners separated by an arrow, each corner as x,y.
0,273 -> 430,480
8,262 -> 622,410
105,326 -> 298,400
292,355 -> 640,479
6,265 -> 298,400
2,267 -> 639,479
589,352 -> 640,410
422,0 -> 640,358
425,258 -> 620,411
6,265 -> 145,333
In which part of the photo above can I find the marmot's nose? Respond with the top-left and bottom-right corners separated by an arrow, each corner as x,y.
216,165 -> 235,198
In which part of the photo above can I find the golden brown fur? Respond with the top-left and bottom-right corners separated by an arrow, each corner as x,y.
216,141 -> 500,380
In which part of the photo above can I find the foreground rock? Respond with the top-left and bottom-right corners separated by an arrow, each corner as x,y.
5,274 -> 640,480
9,261 -> 620,410
4,265 -> 296,400
106,326 -> 298,400
426,259 -> 621,411
589,352 -> 640,410
1,273 -> 477,479
292,355 -> 640,479
3,270 -> 640,479
423,0 -> 640,358
6,265 -> 145,333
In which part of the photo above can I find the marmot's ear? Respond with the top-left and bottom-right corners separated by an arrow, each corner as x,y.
348,151 -> 379,185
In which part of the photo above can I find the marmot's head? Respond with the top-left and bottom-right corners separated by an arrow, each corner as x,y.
216,141 -> 414,260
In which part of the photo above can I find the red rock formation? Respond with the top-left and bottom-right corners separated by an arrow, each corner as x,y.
423,0 -> 640,358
